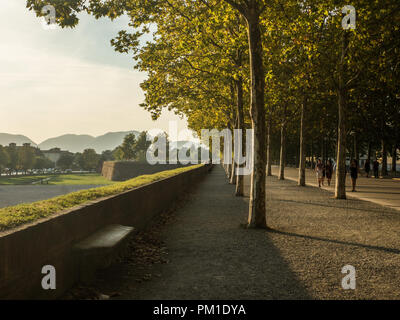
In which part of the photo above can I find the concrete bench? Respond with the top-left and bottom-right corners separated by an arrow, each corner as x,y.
73,224 -> 135,283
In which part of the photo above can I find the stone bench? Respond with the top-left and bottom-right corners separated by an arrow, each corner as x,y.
73,224 -> 135,283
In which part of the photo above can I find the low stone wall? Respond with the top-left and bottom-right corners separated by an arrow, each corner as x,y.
0,164 -> 212,299
102,161 -> 189,181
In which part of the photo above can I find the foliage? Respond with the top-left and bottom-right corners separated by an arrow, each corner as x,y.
80,149 -> 100,171
0,145 -> 10,171
57,153 -> 75,170
119,133 -> 137,160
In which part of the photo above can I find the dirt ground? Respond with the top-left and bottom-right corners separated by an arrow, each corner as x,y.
65,166 -> 400,300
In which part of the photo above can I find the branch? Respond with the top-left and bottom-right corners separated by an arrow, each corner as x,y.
223,0 -> 246,15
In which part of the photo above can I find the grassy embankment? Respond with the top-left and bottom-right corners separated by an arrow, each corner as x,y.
0,165 -> 203,232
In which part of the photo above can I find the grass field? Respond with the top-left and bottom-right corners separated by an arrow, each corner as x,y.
0,174 -> 115,185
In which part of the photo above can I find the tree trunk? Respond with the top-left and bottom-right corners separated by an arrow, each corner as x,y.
382,139 -> 388,176
225,120 -> 233,180
392,144 -> 397,174
266,119 -> 272,176
245,6 -> 267,228
230,152 -> 236,184
298,100 -> 306,186
235,77 -> 245,196
229,119 -> 236,184
229,81 -> 236,184
367,141 -> 372,161
335,31 -> 349,199
279,121 -> 286,180
311,140 -> 314,169
353,133 -> 358,165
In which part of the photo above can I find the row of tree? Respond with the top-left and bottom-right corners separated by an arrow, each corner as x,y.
0,144 -> 115,174
113,131 -> 152,161
0,131 -> 160,175
27,0 -> 400,228
57,149 -> 113,172
0,144 -> 53,174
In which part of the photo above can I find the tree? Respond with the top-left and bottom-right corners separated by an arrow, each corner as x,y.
120,133 -> 137,160
224,0 -> 267,228
73,152 -> 83,170
81,149 -> 100,171
25,0 -> 400,211
133,131 -> 152,162
5,143 -> 18,175
101,150 -> 115,162
57,153 -> 74,170
34,157 -> 54,173
25,0 -> 267,229
112,147 -> 124,161
0,145 -> 9,173
17,143 -> 36,174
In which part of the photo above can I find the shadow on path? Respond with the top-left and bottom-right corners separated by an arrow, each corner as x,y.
268,228 -> 400,255
93,166 -> 312,300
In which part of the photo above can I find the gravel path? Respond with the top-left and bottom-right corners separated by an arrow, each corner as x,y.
0,185 -> 103,208
271,165 -> 400,211
68,165 -> 400,299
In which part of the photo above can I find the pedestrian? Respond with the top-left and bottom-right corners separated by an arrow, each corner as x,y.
325,159 -> 333,186
315,159 -> 324,187
350,159 -> 359,192
364,159 -> 371,178
373,159 -> 379,178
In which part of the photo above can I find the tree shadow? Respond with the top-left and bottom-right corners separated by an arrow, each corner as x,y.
267,228 -> 400,255
273,198 -> 393,214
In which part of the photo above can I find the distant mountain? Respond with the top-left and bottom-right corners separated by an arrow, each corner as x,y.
92,131 -> 140,152
0,131 -> 202,154
0,133 -> 37,147
38,131 -> 140,153
38,134 -> 96,153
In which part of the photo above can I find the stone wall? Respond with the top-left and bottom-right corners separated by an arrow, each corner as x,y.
0,164 -> 212,299
102,161 -> 190,181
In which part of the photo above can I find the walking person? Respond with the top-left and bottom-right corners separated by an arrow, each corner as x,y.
315,159 -> 324,188
350,159 -> 359,192
373,159 -> 379,178
364,159 -> 371,178
325,159 -> 333,186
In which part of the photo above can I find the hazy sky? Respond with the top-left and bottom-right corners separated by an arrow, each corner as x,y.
0,0 -> 191,144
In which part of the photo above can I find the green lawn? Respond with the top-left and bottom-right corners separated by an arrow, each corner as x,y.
0,174 -> 115,185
